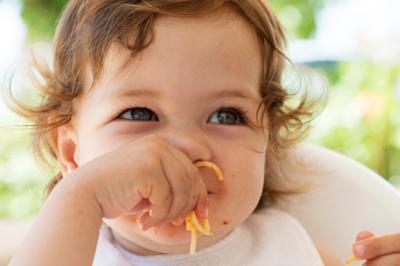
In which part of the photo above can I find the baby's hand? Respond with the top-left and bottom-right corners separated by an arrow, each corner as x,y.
349,230 -> 400,265
70,135 -> 208,230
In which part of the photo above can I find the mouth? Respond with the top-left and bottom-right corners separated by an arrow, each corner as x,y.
206,186 -> 223,195
207,191 -> 219,197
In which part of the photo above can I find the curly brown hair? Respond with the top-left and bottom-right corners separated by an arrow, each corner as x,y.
8,0 -> 321,208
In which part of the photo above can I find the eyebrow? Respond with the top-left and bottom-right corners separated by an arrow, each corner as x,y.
110,86 -> 260,101
211,88 -> 260,101
111,88 -> 161,99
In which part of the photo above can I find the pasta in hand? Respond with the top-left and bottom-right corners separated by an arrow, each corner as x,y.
186,161 -> 224,254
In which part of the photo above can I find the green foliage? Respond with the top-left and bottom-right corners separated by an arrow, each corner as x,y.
20,0 -> 324,40
0,129 -> 47,218
21,0 -> 68,40
307,62 -> 400,179
269,0 -> 325,38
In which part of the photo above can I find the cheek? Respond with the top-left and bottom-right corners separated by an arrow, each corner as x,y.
228,156 -> 265,204
75,130 -> 136,165
226,141 -> 266,192
216,151 -> 265,221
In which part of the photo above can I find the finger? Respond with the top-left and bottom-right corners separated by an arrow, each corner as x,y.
164,145 -> 203,219
195,176 -> 208,220
354,233 -> 400,260
128,199 -> 151,215
357,231 -> 375,242
363,253 -> 400,266
143,139 -> 195,228
172,175 -> 199,222
171,216 -> 186,226
160,150 -> 196,224
140,171 -> 173,230
166,144 -> 201,190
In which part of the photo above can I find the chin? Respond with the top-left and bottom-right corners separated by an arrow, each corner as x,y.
104,215 -> 191,244
104,215 -> 227,255
145,223 -> 192,245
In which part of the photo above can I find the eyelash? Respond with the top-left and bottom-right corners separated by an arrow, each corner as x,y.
218,105 -> 249,124
115,105 -> 249,125
113,105 -> 151,120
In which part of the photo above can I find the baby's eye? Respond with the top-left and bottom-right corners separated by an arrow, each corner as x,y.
118,107 -> 159,121
207,107 -> 245,125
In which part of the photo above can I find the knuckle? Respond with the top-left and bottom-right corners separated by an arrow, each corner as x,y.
188,190 -> 198,205
159,186 -> 172,203
364,240 -> 381,257
175,169 -> 191,191
178,193 -> 197,214
151,183 -> 171,206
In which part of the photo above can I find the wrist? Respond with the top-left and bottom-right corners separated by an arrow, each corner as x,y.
53,168 -> 103,222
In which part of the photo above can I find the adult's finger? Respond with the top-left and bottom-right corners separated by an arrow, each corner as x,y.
363,253 -> 400,266
354,233 -> 400,260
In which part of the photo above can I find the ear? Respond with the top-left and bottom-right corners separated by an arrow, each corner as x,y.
54,123 -> 79,176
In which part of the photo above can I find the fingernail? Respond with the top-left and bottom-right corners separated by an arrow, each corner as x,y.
357,230 -> 374,241
142,222 -> 150,231
149,209 -> 153,217
142,207 -> 150,213
138,222 -> 144,230
197,205 -> 208,219
172,217 -> 185,225
177,217 -> 185,224
353,244 -> 365,257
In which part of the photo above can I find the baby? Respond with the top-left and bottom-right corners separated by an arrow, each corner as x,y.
8,0 -> 400,265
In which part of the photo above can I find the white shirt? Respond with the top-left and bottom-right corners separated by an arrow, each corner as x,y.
93,208 -> 324,266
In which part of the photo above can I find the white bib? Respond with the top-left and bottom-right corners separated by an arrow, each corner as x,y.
93,208 -> 324,266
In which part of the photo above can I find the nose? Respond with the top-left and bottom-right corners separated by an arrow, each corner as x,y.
161,128 -> 212,163
160,128 -> 224,194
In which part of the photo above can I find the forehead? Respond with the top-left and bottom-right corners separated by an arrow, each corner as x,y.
88,5 -> 262,100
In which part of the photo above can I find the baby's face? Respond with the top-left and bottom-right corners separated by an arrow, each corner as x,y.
72,7 -> 267,254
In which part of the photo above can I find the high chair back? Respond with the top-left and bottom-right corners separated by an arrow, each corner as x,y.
281,144 -> 400,265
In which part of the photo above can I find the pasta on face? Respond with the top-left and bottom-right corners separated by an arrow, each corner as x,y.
186,161 -> 224,254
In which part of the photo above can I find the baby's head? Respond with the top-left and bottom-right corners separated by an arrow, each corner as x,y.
12,0 -> 315,254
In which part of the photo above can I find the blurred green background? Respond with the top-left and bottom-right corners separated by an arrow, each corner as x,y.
1,0 -> 400,219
